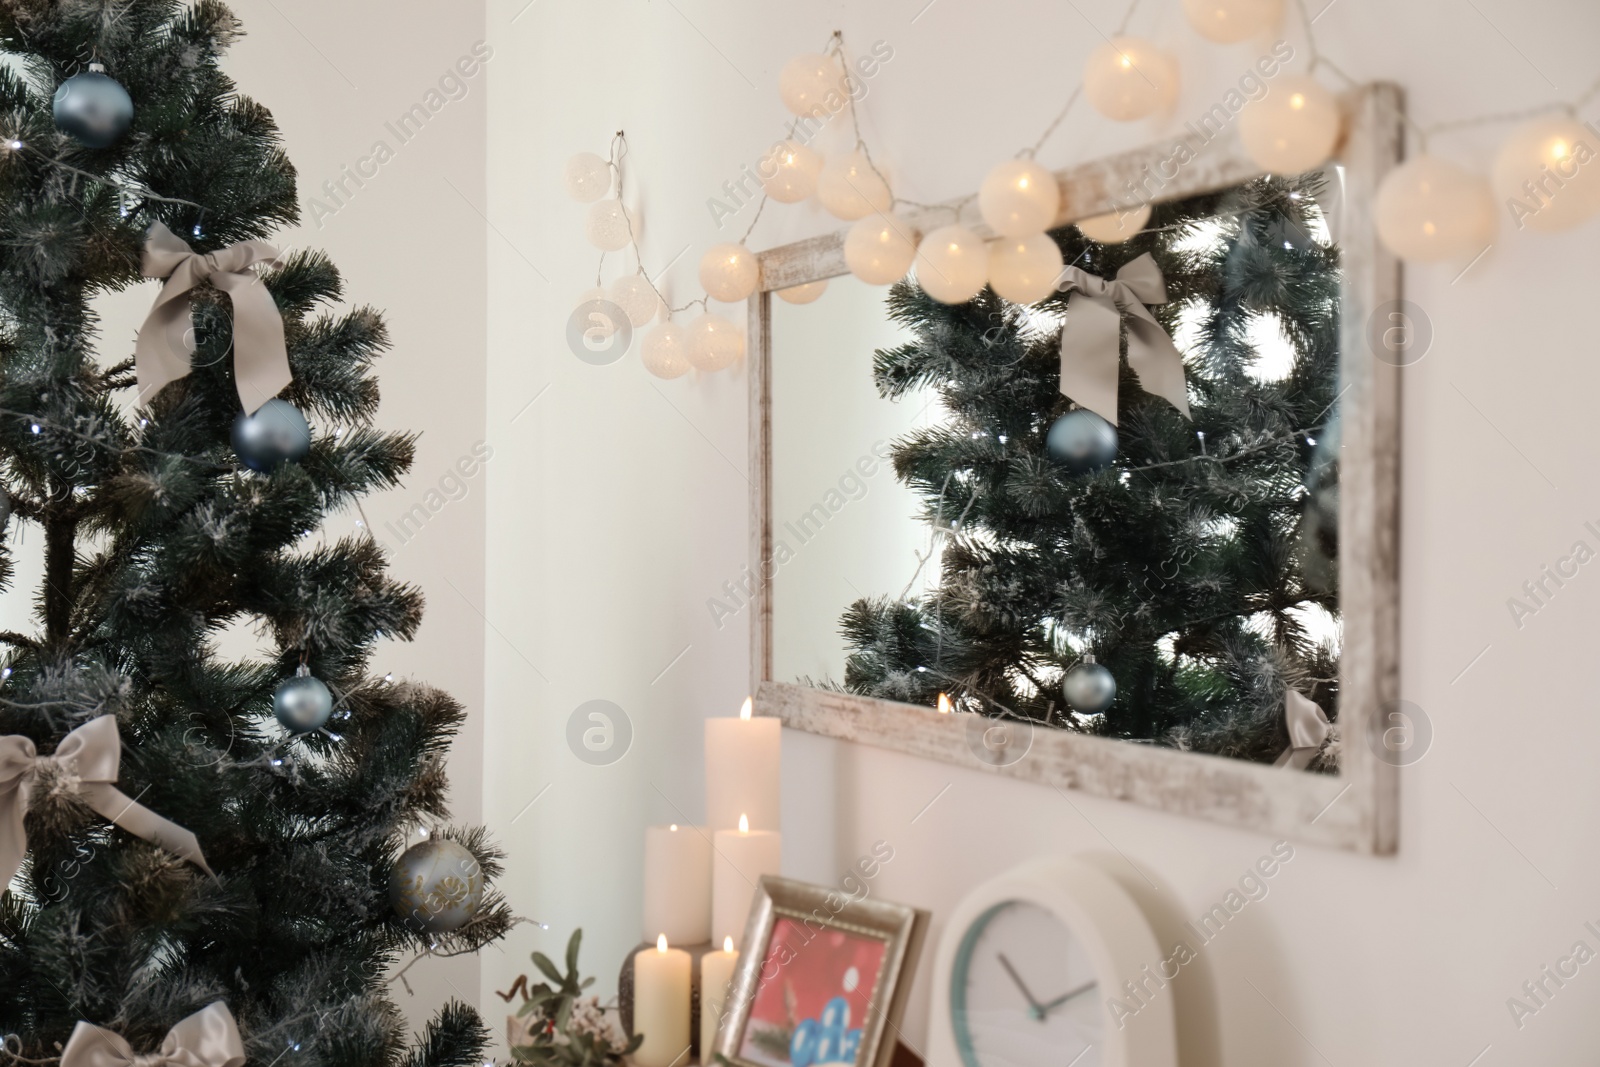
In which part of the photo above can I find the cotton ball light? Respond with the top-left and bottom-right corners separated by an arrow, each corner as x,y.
1077,203 -> 1153,243
1238,76 -> 1341,175
1374,155 -> 1495,261
776,280 -> 828,305
987,233 -> 1064,304
1083,37 -> 1177,122
844,215 -> 918,286
687,312 -> 745,372
760,139 -> 823,203
816,151 -> 892,221
641,322 -> 692,379
607,275 -> 662,327
779,53 -> 847,117
699,243 -> 760,302
585,199 -> 631,251
915,225 -> 988,304
979,160 -> 1061,238
564,152 -> 611,202
1180,0 -> 1283,43
1491,116 -> 1600,234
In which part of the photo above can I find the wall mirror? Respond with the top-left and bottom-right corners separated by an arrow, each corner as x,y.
749,86 -> 1401,853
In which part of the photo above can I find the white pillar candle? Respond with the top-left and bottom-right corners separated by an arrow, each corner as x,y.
633,935 -> 692,1067
705,698 -> 781,831
642,824 -> 712,945
699,936 -> 740,1057
712,814 -> 782,945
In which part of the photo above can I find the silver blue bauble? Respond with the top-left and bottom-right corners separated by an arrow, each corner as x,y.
389,838 -> 484,933
52,64 -> 134,149
1062,656 -> 1116,714
232,399 -> 311,472
1046,409 -> 1118,475
273,668 -> 333,733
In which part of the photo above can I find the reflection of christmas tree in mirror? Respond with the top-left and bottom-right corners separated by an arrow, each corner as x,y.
831,175 -> 1344,769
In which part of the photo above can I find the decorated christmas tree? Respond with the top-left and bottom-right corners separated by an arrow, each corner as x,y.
838,176 -> 1343,767
0,2 -> 511,1061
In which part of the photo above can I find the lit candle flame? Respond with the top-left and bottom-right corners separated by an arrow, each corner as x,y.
724,935 -> 735,952
739,813 -> 750,833
938,693 -> 952,714
740,696 -> 753,720
657,933 -> 669,952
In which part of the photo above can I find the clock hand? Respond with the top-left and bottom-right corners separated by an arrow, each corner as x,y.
1038,979 -> 1098,1017
996,953 -> 1047,1018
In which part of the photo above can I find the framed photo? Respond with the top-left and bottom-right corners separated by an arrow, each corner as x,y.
715,876 -> 929,1067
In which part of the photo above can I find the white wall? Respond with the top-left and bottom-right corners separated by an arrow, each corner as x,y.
481,0 -> 1600,1064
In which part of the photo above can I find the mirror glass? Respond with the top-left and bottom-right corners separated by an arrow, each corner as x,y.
770,172 -> 1345,771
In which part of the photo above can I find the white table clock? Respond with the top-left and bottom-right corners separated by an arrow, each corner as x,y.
927,857 -> 1178,1067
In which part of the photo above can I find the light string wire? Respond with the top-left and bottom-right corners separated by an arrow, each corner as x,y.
592,130 -> 707,320
1294,0 -> 1600,151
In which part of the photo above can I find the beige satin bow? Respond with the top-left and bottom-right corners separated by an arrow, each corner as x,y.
135,221 -> 291,415
0,716 -> 212,888
1055,252 -> 1191,426
62,1002 -> 245,1067
1273,690 -> 1331,770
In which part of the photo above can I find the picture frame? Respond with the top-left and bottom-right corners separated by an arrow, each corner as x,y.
746,83 -> 1403,855
714,876 -> 931,1067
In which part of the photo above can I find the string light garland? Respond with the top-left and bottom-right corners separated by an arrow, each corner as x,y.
563,3 -> 1600,387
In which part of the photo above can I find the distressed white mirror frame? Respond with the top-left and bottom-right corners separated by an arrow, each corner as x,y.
747,84 -> 1402,854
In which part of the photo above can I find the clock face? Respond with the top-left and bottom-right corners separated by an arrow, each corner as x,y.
950,899 -> 1103,1067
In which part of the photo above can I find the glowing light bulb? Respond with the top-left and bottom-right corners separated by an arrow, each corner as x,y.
657,934 -> 669,952
670,823 -> 679,831
1289,93 -> 1306,109
740,696 -> 753,720
738,813 -> 750,834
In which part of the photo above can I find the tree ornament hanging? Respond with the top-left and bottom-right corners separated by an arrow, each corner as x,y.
1062,656 -> 1117,714
1045,409 -> 1118,474
390,837 -> 484,933
232,399 -> 312,472
273,665 -> 334,734
53,62 -> 134,149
